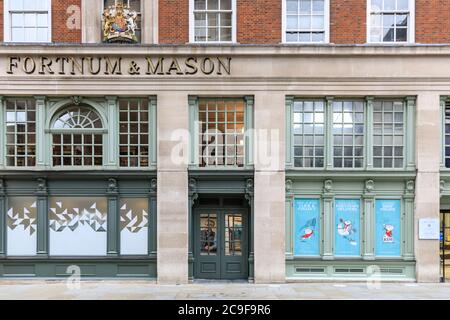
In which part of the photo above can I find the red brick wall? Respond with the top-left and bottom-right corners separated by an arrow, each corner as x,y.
0,0 -> 3,42
416,0 -> 450,43
52,0 -> 81,43
330,0 -> 366,44
159,0 -> 189,44
237,0 -> 281,44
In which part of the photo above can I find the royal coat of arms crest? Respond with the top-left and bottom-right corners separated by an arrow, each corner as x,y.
102,2 -> 138,43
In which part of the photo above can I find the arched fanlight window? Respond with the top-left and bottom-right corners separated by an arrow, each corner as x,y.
51,106 -> 104,167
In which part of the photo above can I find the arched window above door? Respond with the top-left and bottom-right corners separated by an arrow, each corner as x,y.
51,106 -> 104,167
52,107 -> 103,129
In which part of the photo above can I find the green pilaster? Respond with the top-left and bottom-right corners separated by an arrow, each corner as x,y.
188,178 -> 198,280
244,96 -> 254,168
149,178 -> 157,257
365,97 -> 374,170
35,96 -> 47,168
105,96 -> 118,169
106,178 -> 119,256
188,96 -> 199,167
322,180 -> 334,260
325,97 -> 334,170
0,96 -> 4,168
36,178 -> 48,257
440,96 -> 447,169
285,96 -> 294,169
405,96 -> 416,170
362,180 -> 375,260
285,179 -> 293,259
0,179 -> 5,257
245,179 -> 254,281
149,97 -> 157,167
403,180 -> 415,260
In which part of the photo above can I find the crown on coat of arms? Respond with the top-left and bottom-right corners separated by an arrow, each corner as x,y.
102,2 -> 138,43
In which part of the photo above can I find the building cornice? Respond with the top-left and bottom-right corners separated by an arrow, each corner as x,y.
2,43 -> 450,56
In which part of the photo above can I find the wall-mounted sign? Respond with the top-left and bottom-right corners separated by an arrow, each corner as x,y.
334,199 -> 360,257
375,199 -> 401,257
418,218 -> 440,240
294,198 -> 320,256
6,56 -> 232,76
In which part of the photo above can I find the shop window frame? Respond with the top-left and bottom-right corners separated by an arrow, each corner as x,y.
286,96 -> 416,172
188,96 -> 254,170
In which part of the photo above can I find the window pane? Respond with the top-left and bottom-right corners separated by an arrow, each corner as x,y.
195,0 -> 206,10
371,0 -> 382,11
299,0 -> 311,13
397,0 -> 409,10
287,0 -> 298,13
207,0 -> 219,10
11,14 -> 24,27
312,15 -> 324,29
292,100 -> 325,168
220,0 -> 231,10
312,0 -> 324,13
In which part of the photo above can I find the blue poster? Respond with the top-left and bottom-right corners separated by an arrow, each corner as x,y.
375,199 -> 401,257
294,199 -> 320,256
334,199 -> 360,257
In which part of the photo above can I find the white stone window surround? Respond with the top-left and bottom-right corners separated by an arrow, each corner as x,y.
4,0 -> 52,43
366,0 -> 415,44
189,0 -> 237,44
282,0 -> 330,44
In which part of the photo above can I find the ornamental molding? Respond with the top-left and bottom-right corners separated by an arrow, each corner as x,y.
107,178 -> 118,194
323,179 -> 333,193
365,180 -> 375,194
102,3 -> 138,44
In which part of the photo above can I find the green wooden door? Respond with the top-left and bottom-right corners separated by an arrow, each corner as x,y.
194,209 -> 248,280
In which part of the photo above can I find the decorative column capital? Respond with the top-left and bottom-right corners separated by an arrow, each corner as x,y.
35,178 -> 48,195
440,180 -> 446,195
71,95 -> 83,105
150,178 -> 157,194
285,179 -> 293,194
0,178 -> 5,196
364,179 -> 375,195
106,178 -> 118,195
323,179 -> 333,195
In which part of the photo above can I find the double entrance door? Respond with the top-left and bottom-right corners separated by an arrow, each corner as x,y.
194,209 -> 248,280
441,211 -> 450,282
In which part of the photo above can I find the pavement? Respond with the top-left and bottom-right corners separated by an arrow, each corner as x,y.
0,280 -> 449,299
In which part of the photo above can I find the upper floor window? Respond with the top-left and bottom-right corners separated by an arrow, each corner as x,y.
368,0 -> 414,43
293,100 -> 325,168
289,98 -> 410,170
119,98 -> 150,168
198,98 -> 245,167
332,100 -> 364,168
191,0 -> 235,43
373,100 -> 405,168
5,98 -> 36,167
284,0 -> 329,43
51,107 -> 104,167
4,0 -> 51,43
103,0 -> 141,43
444,101 -> 450,168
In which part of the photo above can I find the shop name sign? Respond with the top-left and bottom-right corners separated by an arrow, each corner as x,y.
6,56 -> 232,76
